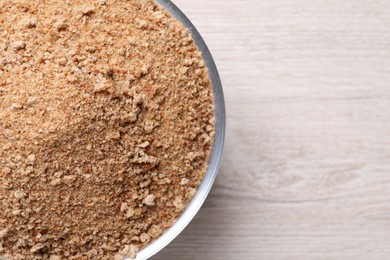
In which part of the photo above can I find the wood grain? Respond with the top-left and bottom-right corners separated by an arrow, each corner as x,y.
152,0 -> 390,259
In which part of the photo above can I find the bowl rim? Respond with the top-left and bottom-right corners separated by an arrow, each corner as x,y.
133,1 -> 226,259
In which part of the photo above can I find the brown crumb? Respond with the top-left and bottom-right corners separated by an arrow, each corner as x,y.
0,0 -> 214,259
11,41 -> 26,51
78,5 -> 95,15
139,233 -> 151,243
142,194 -> 155,206
0,229 -> 9,239
148,225 -> 163,239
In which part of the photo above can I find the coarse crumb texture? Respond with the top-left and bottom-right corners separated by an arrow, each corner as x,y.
0,0 -> 215,259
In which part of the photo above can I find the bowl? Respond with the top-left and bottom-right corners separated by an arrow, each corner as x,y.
132,1 -> 226,259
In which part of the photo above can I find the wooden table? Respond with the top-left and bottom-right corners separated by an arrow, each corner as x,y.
152,0 -> 390,259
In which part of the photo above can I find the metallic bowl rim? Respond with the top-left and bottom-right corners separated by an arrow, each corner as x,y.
133,1 -> 226,259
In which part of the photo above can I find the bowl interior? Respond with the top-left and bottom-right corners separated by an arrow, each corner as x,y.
132,1 -> 226,259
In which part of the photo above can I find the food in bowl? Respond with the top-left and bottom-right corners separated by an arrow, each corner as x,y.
0,0 -> 214,259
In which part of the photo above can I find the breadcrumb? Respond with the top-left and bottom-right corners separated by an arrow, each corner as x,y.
0,0 -> 214,259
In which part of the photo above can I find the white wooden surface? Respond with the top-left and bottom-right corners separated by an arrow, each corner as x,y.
152,0 -> 390,259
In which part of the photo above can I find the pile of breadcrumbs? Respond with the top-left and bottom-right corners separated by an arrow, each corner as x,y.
0,0 -> 214,259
